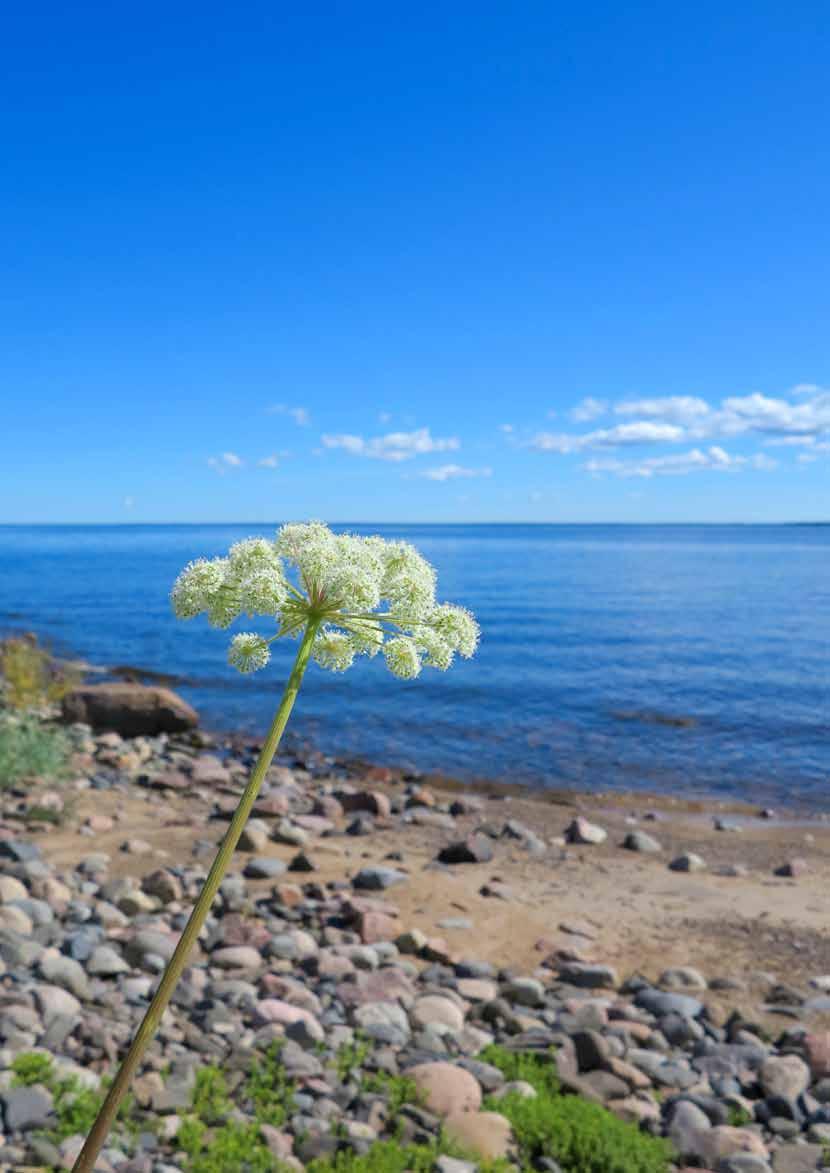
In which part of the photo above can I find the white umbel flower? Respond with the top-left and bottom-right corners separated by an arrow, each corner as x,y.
228,633 -> 271,673
171,558 -> 228,619
172,521 -> 479,677
383,636 -> 422,679
312,627 -> 356,673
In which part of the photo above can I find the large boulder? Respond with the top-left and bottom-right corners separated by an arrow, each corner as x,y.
61,683 -> 198,737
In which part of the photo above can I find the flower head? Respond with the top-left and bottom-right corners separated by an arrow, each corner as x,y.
171,521 -> 480,676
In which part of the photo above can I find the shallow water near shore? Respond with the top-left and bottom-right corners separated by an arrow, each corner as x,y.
1,522 -> 828,807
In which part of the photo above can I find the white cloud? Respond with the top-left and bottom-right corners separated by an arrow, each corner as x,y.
615,395 -> 710,423
257,455 -> 279,468
583,445 -> 775,479
417,464 -> 492,482
208,452 -> 244,474
378,411 -> 392,424
321,427 -> 459,462
499,423 -> 514,434
532,421 -> 684,453
708,390 -> 830,439
570,397 -> 608,422
267,404 -> 311,426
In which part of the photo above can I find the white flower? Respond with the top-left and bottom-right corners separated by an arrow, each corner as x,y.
228,633 -> 271,673
312,627 -> 355,672
172,521 -> 479,677
429,604 -> 480,658
383,636 -> 422,679
171,558 -> 228,619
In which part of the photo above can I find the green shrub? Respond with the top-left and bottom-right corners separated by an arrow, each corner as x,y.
190,1066 -> 232,1124
0,635 -> 79,710
360,1070 -> 420,1114
182,1120 -> 282,1173
0,715 -> 70,787
246,1041 -> 295,1125
482,1044 -> 673,1173
11,1052 -> 55,1087
11,1051 -> 136,1145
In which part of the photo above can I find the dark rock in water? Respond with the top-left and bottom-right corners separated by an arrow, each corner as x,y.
61,683 -> 198,736
437,834 -> 494,865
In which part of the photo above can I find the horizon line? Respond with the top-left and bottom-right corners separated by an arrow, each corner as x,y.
1,519 -> 828,528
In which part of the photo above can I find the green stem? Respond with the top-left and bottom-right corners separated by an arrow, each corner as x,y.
72,620 -> 320,1173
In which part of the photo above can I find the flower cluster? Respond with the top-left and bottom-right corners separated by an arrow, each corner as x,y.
171,522 -> 479,677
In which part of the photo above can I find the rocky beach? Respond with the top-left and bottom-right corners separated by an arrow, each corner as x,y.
0,678 -> 827,1173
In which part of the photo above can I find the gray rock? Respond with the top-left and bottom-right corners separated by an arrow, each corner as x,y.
87,944 -> 130,976
635,987 -> 703,1019
352,867 -> 408,891
623,830 -> 662,853
670,852 -> 707,873
243,857 -> 287,879
667,1099 -> 712,1157
38,953 -> 91,1000
1,1085 -> 54,1131
437,834 -> 494,864
557,962 -> 618,989
565,816 -> 608,845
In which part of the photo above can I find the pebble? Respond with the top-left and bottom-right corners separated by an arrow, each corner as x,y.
623,830 -> 662,853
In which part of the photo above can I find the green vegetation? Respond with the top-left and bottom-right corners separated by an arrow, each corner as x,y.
334,1036 -> 371,1082
0,714 -> 70,787
178,1048 -> 296,1170
247,1042 -> 296,1125
727,1103 -> 753,1127
359,1069 -> 420,1114
12,1042 -> 674,1173
481,1044 -> 673,1173
11,1052 -> 135,1145
0,635 -> 79,710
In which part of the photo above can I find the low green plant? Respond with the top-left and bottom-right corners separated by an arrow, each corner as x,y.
481,1044 -> 673,1173
11,1052 -> 135,1146
245,1041 -> 295,1125
190,1065 -> 232,1124
181,1120 -> 282,1173
0,714 -> 69,787
11,1052 -> 55,1086
360,1070 -> 420,1114
0,635 -> 79,710
727,1103 -> 753,1127
335,1036 -> 371,1082
306,1138 -> 512,1173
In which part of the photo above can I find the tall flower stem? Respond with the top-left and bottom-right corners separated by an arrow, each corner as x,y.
72,620 -> 320,1173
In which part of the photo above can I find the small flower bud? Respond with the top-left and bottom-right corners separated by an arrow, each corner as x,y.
228,633 -> 271,673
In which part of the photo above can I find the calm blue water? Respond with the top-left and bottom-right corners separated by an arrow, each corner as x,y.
0,524 -> 828,807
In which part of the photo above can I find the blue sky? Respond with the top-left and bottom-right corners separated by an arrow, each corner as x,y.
1,1 -> 828,523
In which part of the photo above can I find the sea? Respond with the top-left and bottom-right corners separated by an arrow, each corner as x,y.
0,524 -> 828,808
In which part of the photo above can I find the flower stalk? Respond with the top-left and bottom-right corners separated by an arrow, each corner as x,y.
73,522 -> 479,1169
71,619 -> 320,1173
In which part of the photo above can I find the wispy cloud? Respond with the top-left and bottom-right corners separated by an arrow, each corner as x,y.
257,454 -> 279,468
614,395 -> 710,424
584,446 -> 777,478
416,464 -> 492,482
499,423 -> 514,434
532,421 -> 685,453
207,452 -> 244,473
266,404 -> 311,426
321,427 -> 460,462
570,397 -> 608,422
